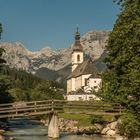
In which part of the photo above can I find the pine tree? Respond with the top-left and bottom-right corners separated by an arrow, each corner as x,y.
101,0 -> 140,137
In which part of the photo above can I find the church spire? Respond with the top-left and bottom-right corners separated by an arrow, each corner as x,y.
71,26 -> 84,72
73,26 -> 83,52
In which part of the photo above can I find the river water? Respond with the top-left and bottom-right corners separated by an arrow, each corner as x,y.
5,117 -> 115,140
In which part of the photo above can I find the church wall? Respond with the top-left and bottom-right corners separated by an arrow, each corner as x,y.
67,79 -> 71,93
67,94 -> 100,101
72,52 -> 83,64
67,76 -> 102,93
71,78 -> 76,91
72,52 -> 83,72
88,78 -> 102,92
75,76 -> 82,90
81,74 -> 91,86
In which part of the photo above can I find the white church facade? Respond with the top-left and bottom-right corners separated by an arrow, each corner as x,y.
66,29 -> 102,101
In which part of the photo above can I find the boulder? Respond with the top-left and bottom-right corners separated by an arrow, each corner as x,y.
9,138 -> 14,140
116,135 -> 123,140
77,126 -> 97,135
134,138 -> 140,140
101,127 -> 110,135
109,121 -> 118,130
0,135 -> 5,140
94,123 -> 103,131
106,129 -> 116,136
72,127 -> 78,133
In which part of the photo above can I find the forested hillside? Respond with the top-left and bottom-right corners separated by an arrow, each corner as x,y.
0,66 -> 64,103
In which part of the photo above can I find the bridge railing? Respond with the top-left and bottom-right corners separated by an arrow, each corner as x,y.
59,101 -> 124,115
0,100 -> 56,118
0,100 -> 124,118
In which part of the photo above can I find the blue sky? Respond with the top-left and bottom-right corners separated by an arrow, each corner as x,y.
0,0 -> 120,51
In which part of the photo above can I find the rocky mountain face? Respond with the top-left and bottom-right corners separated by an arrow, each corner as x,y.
0,30 -> 109,81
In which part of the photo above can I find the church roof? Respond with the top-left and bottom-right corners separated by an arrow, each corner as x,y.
72,28 -> 83,52
68,58 -> 100,79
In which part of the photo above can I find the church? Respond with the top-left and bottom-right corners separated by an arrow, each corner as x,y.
66,29 -> 102,101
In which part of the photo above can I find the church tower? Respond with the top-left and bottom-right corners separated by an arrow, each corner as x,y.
72,28 -> 83,72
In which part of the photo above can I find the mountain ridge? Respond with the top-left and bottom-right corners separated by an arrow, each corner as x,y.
0,30 -> 109,81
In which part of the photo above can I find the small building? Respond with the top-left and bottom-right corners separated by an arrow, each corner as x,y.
66,29 -> 102,101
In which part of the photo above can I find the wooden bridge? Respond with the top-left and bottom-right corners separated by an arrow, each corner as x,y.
0,100 -> 124,138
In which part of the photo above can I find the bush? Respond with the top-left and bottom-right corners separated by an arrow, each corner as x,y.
119,111 -> 140,138
91,115 -> 105,124
9,88 -> 30,101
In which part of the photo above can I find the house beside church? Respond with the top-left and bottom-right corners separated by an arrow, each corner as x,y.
66,29 -> 102,101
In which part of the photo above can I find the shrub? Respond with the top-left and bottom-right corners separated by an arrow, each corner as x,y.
91,115 -> 105,124
119,111 -> 140,138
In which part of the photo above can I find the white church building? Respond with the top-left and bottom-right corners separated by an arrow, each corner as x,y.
66,29 -> 102,101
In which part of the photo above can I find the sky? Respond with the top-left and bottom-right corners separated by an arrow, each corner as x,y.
0,0 -> 120,51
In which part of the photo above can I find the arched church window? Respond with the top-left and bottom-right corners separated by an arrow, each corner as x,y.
77,54 -> 80,62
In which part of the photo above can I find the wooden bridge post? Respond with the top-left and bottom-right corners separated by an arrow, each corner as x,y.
48,112 -> 59,138
34,101 -> 37,112
119,104 -> 122,114
48,100 -> 59,138
15,106 -> 18,115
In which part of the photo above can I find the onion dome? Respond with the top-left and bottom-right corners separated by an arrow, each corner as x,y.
73,27 -> 83,52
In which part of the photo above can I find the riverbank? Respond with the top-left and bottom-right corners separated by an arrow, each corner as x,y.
40,117 -> 121,138
40,117 -> 140,140
1,117 -> 139,140
4,118 -> 117,140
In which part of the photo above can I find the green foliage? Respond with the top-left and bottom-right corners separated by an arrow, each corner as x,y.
0,66 -> 64,102
0,75 -> 13,103
1,66 -> 43,90
119,111 -> 140,138
0,25 -> 12,103
30,81 -> 64,100
9,88 -> 30,102
99,1 -> 140,137
102,1 -> 140,105
59,113 -> 92,127
0,48 -> 6,71
91,115 -> 105,124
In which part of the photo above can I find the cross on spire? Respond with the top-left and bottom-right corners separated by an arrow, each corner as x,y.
76,24 -> 79,32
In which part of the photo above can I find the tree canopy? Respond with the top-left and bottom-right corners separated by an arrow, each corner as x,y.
100,0 -> 140,137
1,66 -> 64,102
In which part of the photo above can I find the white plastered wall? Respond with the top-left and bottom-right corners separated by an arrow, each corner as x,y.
67,94 -> 100,101
71,78 -> 76,91
88,78 -> 102,92
81,74 -> 91,86
75,76 -> 82,90
72,52 -> 83,72
67,79 -> 71,93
